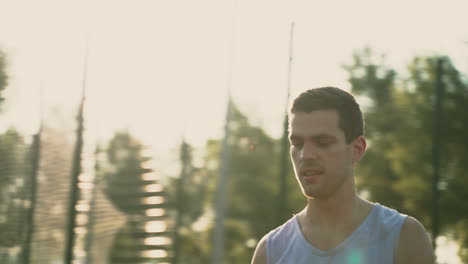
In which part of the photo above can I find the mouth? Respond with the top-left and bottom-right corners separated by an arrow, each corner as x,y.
301,168 -> 323,183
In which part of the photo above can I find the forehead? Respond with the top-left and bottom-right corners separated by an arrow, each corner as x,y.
289,110 -> 343,137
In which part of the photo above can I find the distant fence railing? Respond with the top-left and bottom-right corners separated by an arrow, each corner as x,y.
0,99 -> 172,264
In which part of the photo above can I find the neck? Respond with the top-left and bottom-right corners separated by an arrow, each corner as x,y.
304,176 -> 363,228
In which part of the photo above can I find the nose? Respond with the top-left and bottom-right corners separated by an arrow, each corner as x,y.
300,142 -> 318,161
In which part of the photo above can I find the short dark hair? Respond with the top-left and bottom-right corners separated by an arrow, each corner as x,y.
290,87 -> 364,143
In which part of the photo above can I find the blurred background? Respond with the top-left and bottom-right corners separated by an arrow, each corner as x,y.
0,0 -> 467,263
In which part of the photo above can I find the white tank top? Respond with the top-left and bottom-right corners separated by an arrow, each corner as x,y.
266,203 -> 407,264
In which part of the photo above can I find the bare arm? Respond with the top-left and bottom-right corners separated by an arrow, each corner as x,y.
251,236 -> 267,264
395,216 -> 434,264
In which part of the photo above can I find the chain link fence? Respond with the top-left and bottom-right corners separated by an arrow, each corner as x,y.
0,97 -> 172,263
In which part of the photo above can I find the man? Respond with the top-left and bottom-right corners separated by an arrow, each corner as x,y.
251,87 -> 433,264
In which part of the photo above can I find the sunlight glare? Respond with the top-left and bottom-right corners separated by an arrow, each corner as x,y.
143,196 -> 165,205
144,237 -> 172,246
75,203 -> 90,212
77,182 -> 93,189
144,184 -> 163,192
74,227 -> 87,235
141,172 -> 158,181
145,221 -> 167,233
146,208 -> 165,217
143,249 -> 168,258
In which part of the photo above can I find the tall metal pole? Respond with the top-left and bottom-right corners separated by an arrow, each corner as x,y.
431,57 -> 444,251
64,45 -> 88,264
210,0 -> 236,263
83,146 -> 99,264
173,140 -> 190,264
22,91 -> 43,264
278,22 -> 295,225
211,99 -> 232,264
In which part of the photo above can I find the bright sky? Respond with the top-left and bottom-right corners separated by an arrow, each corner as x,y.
0,1 -> 467,261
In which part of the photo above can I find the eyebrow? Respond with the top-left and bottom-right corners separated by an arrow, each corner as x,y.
289,134 -> 337,141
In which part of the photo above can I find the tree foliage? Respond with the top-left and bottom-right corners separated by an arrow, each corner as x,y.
97,131 -> 172,263
98,131 -> 154,215
0,128 -> 28,247
345,48 -> 468,261
98,50 -> 468,263
164,140 -> 210,264
172,103 -> 306,263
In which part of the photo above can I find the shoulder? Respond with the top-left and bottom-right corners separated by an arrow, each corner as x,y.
395,216 -> 434,264
268,215 -> 298,241
251,215 -> 299,264
370,203 -> 407,236
251,235 -> 267,264
374,203 -> 405,224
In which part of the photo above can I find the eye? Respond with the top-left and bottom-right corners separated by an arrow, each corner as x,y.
290,140 -> 303,148
317,142 -> 330,148
317,138 -> 335,148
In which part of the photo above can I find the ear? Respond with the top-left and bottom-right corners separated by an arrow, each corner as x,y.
351,136 -> 367,164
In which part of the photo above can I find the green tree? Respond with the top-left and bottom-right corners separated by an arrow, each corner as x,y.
97,131 -> 172,263
196,104 -> 304,263
0,128 -> 28,247
165,140 -> 209,264
345,49 -> 468,261
99,131 -> 154,215
164,104 -> 286,263
344,48 -> 405,212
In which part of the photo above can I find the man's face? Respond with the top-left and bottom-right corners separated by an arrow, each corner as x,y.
289,110 -> 358,200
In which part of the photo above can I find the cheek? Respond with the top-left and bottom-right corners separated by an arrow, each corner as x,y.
324,148 -> 350,166
346,147 -> 355,163
290,148 -> 299,161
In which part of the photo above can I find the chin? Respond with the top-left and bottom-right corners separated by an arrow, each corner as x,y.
302,188 -> 319,199
302,188 -> 331,200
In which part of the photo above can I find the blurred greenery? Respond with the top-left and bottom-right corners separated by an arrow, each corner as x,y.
2,42 -> 466,262
0,128 -> 28,247
165,140 -> 208,263
98,131 -> 154,215
84,49 -> 468,263
0,129 -> 24,194
163,104 -> 305,263
97,131 -> 172,263
166,50 -> 468,263
345,48 -> 468,261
